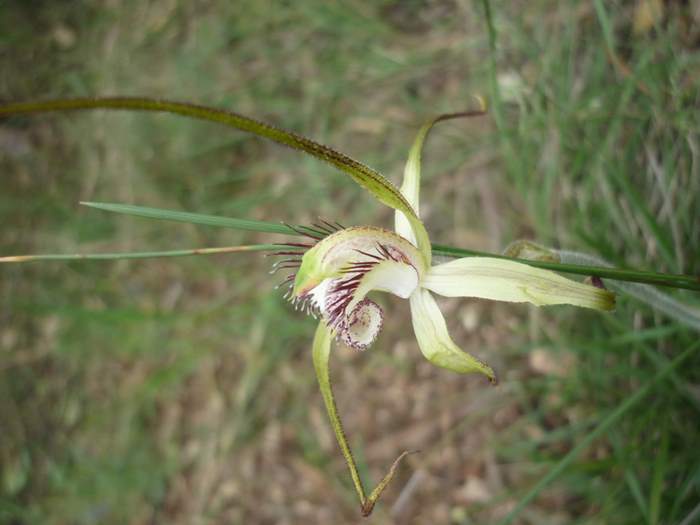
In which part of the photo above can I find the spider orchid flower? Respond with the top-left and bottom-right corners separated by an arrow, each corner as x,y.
285,113 -> 615,515
0,98 -> 616,517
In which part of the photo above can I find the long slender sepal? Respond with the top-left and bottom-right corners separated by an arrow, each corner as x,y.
395,103 -> 487,262
311,321 -> 410,516
0,96 -> 430,257
505,240 -> 700,325
434,243 -> 700,292
409,288 -> 496,382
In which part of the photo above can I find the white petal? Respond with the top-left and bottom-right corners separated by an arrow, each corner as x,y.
423,257 -> 615,311
347,259 -> 419,313
409,288 -> 496,381
309,278 -> 333,310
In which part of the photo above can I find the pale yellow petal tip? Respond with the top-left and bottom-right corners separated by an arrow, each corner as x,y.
483,365 -> 498,385
476,359 -> 498,386
434,353 -> 497,385
472,94 -> 488,113
545,284 -> 616,312
602,291 -> 617,311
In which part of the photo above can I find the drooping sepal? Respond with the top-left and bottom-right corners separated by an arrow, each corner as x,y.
311,321 -> 411,516
409,288 -> 496,382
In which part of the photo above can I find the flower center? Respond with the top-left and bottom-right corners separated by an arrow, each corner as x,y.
287,226 -> 423,350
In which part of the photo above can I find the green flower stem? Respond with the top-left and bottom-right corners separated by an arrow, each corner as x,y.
0,244 -> 277,263
75,202 -> 700,292
312,322 -> 411,516
4,200 -> 696,292
433,244 -> 700,292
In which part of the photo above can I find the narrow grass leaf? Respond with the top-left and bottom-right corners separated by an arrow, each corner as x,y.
498,340 -> 700,525
0,245 -> 278,263
79,202 -> 700,291
80,202 -> 295,235
649,425 -> 669,525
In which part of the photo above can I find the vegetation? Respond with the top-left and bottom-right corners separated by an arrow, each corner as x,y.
1,1 -> 698,523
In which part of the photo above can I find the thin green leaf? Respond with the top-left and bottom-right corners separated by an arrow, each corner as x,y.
625,469 -> 650,522
82,202 -> 700,291
81,201 -> 295,235
649,425 -> 669,525
0,245 -> 277,263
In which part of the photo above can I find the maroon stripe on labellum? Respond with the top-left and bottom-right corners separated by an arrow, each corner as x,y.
324,270 -> 369,331
354,249 -> 383,261
274,227 -> 412,351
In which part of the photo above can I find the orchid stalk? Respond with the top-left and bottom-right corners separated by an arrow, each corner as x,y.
1,96 -> 696,516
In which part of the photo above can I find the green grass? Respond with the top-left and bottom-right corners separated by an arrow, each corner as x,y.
1,1 -> 699,523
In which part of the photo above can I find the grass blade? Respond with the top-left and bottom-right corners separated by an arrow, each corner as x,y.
0,245 -> 278,263
80,202 -> 700,291
498,340 -> 700,525
649,425 -> 669,525
435,244 -> 700,292
81,201 -> 296,235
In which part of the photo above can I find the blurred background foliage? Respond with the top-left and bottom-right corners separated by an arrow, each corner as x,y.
1,1 -> 699,523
